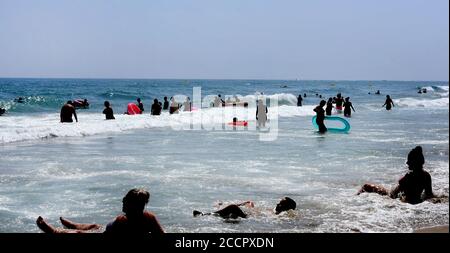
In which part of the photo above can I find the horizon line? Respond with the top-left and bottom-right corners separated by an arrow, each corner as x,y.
0,76 -> 448,83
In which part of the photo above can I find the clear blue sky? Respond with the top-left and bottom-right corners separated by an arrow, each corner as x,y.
0,0 -> 448,80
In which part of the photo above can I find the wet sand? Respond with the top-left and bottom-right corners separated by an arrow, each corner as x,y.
414,225 -> 449,233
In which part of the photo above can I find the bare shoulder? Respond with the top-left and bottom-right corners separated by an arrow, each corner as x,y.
143,211 -> 158,220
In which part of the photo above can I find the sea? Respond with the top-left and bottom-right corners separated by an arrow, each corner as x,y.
0,78 -> 448,232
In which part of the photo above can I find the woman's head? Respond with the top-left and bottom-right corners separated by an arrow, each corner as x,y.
406,146 -> 425,171
122,188 -> 150,215
104,101 -> 110,107
275,197 -> 296,215
319,100 -> 326,107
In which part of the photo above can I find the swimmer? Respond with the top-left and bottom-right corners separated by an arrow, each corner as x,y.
36,188 -> 164,234
382,95 -> 395,110
103,101 -> 115,120
151,99 -> 162,115
193,197 -> 296,219
313,100 -> 327,133
297,95 -> 303,107
163,97 -> 169,110
137,98 -> 144,113
343,97 -> 355,117
60,101 -> 78,123
358,146 -> 437,205
325,98 -> 333,116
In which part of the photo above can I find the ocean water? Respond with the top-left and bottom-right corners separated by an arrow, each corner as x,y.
0,78 -> 448,233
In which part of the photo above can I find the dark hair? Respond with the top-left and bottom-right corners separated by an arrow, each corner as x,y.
123,188 -> 150,208
154,99 -> 158,103
137,98 -> 141,102
104,101 -> 110,107
284,197 -> 296,210
407,146 -> 425,170
319,100 -> 326,106
164,96 -> 168,100
67,100 -> 73,105
233,117 -> 237,122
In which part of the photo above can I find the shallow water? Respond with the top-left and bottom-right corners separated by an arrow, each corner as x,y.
0,79 -> 448,232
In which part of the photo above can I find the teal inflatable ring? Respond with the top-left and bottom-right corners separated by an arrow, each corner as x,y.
312,116 -> 351,133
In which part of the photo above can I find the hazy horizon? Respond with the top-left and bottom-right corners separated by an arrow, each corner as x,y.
0,0 -> 448,81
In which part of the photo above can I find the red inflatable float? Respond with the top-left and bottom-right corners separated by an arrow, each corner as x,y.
127,103 -> 141,115
228,121 -> 248,126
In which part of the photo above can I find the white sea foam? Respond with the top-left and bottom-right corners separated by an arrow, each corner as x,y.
394,97 -> 449,108
0,105 -> 313,144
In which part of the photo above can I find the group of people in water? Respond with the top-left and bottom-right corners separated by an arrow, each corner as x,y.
35,145 -> 441,234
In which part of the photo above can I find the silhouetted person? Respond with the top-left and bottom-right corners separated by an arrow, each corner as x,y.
325,98 -> 333,116
169,97 -> 180,114
335,93 -> 344,113
163,97 -> 169,110
256,99 -> 268,128
375,90 -> 381,95
303,93 -> 307,98
103,101 -> 115,120
151,99 -> 162,115
193,197 -> 296,219
358,146 -> 435,205
297,95 -> 303,107
60,101 -> 78,123
0,107 -> 5,116
383,95 -> 395,110
137,98 -> 144,114
314,100 -> 327,133
343,97 -> 355,117
183,97 -> 192,112
36,188 -> 164,234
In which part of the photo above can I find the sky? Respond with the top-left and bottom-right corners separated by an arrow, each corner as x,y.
0,0 -> 448,81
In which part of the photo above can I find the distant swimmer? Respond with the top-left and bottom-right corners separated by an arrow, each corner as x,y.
256,99 -> 268,128
14,97 -> 25,103
193,197 -> 296,219
73,99 -> 89,109
382,95 -> 395,110
163,97 -> 169,110
422,88 -> 427,94
358,146 -> 438,205
325,98 -> 333,116
343,97 -> 355,117
0,107 -> 5,116
303,93 -> 307,98
313,100 -> 327,133
375,90 -> 381,95
36,188 -> 164,234
169,97 -> 180,114
103,101 -> 115,120
297,95 -> 303,107
335,93 -> 344,113
151,99 -> 162,115
60,101 -> 78,123
136,98 -> 144,113
183,97 -> 192,112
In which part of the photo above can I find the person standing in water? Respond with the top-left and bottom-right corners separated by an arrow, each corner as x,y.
183,97 -> 192,112
60,101 -> 78,123
297,95 -> 303,107
256,99 -> 268,128
0,107 -> 5,116
335,93 -> 344,113
343,97 -> 355,117
136,98 -> 144,114
103,101 -> 115,120
358,146 -> 435,205
169,97 -> 180,114
383,95 -> 395,110
313,100 -> 327,133
325,98 -> 333,116
151,99 -> 162,115
163,97 -> 169,110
